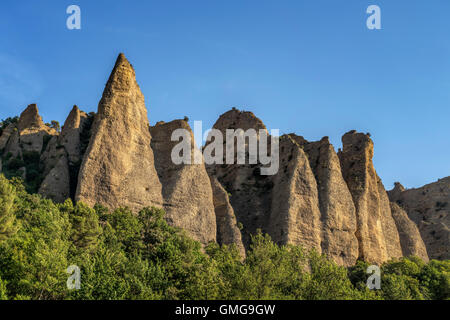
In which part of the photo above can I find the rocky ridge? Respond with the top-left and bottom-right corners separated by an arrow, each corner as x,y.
0,53 -> 447,264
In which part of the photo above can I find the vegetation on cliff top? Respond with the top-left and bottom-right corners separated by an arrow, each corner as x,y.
0,175 -> 448,300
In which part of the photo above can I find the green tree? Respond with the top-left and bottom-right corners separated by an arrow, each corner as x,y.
50,120 -> 61,132
62,200 -> 102,253
418,259 -> 450,300
0,175 -> 19,242
302,251 -> 362,300
0,277 -> 8,300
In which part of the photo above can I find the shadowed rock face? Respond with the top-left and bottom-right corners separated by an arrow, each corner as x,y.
209,176 -> 246,258
205,109 -> 273,248
390,202 -> 429,261
38,154 -> 71,203
338,131 -> 403,264
150,120 -> 216,245
0,124 -> 15,151
4,129 -> 22,158
75,53 -> 163,212
388,178 -> 450,260
39,105 -> 91,203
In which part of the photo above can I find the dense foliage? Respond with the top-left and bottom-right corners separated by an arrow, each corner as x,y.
0,175 -> 448,300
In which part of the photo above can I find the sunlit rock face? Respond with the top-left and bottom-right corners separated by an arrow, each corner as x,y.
150,119 -> 217,246
338,131 -> 403,264
75,53 -> 163,212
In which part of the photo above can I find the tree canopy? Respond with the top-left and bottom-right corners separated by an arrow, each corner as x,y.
0,175 -> 448,300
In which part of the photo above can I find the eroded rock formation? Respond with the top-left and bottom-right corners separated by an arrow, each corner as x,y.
75,53 -> 163,212
300,136 -> 359,266
388,179 -> 449,260
1,54 -> 446,265
209,176 -> 246,258
150,120 -> 216,245
390,202 -> 429,261
338,131 -> 403,264
39,105 -> 92,202
18,104 -> 57,154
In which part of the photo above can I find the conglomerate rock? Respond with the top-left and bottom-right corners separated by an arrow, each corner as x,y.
338,131 -> 403,264
1,54 -> 446,266
150,119 -> 216,245
75,53 -> 163,212
388,178 -> 449,260
390,202 -> 429,261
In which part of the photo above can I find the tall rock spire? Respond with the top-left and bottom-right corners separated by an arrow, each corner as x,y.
300,136 -> 359,266
338,131 -> 403,263
75,53 -> 163,211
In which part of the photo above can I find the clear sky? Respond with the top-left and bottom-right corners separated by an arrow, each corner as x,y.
0,0 -> 449,189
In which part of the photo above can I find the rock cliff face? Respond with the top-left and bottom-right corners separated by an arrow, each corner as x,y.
38,153 -> 71,203
388,179 -> 449,260
75,53 -> 163,212
268,135 -> 322,252
338,131 -> 403,264
0,124 -> 16,152
0,54 -> 446,265
390,202 -> 429,261
150,120 -> 216,245
209,176 -> 246,257
300,137 -> 359,266
205,109 -> 272,248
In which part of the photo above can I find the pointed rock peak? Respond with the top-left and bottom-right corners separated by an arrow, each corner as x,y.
116,52 -> 129,64
213,108 -> 267,133
98,53 -> 143,119
110,52 -> 134,76
101,53 -> 136,98
18,103 -> 44,131
63,105 -> 85,131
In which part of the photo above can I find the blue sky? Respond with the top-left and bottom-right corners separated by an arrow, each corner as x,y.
0,0 -> 449,189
